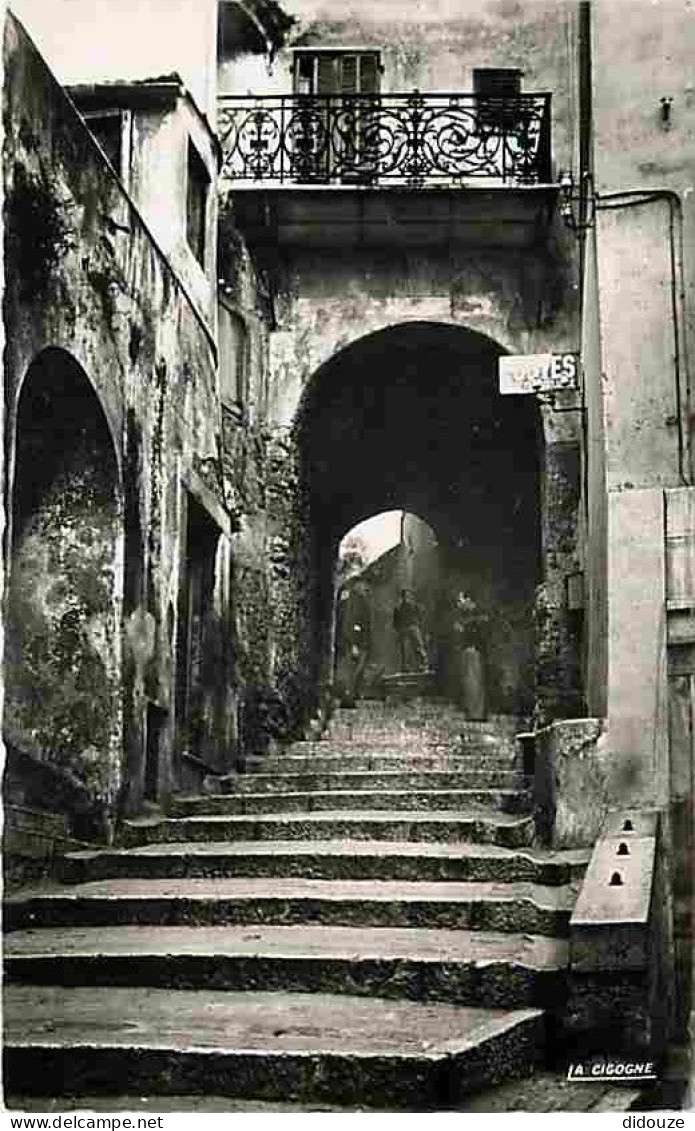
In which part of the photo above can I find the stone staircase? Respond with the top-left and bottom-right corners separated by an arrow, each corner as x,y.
4,699 -> 635,1111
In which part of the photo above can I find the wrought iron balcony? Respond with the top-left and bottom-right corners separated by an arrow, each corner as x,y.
217,90 -> 552,188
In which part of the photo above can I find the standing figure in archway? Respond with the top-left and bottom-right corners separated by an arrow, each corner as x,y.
393,589 -> 429,673
337,580 -> 372,706
451,593 -> 489,720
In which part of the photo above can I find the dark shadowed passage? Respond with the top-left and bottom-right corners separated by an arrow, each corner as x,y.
295,321 -> 542,714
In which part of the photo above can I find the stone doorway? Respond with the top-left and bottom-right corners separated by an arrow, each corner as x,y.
176,493 -> 224,771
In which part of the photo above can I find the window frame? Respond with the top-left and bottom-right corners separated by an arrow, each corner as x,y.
82,108 -> 128,182
186,140 -> 210,269
292,48 -> 382,97
217,298 -> 250,418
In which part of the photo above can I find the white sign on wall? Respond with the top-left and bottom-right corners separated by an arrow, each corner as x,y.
499,353 -> 579,395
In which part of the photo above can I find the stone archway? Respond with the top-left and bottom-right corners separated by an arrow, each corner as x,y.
278,321 -> 546,724
4,348 -> 122,838
335,510 -> 442,701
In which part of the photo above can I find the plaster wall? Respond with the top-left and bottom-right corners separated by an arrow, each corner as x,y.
267,243 -> 578,430
592,0 -> 695,198
10,0 -> 218,119
126,96 -> 218,333
596,202 -> 686,491
588,0 -> 695,814
605,488 -> 668,807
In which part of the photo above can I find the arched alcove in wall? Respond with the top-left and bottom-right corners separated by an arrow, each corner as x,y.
5,348 -> 122,834
293,320 -> 543,715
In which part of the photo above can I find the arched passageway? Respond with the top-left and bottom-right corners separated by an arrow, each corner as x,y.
335,510 -> 441,700
5,349 -> 122,836
294,322 -> 542,717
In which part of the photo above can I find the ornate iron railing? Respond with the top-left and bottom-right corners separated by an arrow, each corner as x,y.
217,91 -> 552,187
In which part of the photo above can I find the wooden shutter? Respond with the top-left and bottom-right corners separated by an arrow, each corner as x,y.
340,54 -> 358,94
317,55 -> 336,94
293,51 -> 381,95
359,53 -> 380,94
295,53 -> 315,95
473,68 -> 523,99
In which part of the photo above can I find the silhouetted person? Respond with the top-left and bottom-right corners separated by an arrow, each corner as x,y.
337,580 -> 372,706
451,592 -> 488,720
393,588 -> 428,672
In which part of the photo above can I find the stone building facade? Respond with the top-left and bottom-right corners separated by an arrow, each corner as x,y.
1,0 -> 694,1104
2,12 -> 233,846
217,0 -> 584,734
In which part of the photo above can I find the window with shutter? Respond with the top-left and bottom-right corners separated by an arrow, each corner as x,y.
291,50 -> 382,181
218,302 -> 248,412
316,54 -> 336,95
359,53 -> 379,95
83,110 -> 124,178
292,50 -> 382,96
473,68 -> 524,130
186,141 -> 209,267
473,68 -> 523,100
341,55 -> 358,94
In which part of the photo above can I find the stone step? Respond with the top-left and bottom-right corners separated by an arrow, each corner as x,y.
326,730 -> 521,745
231,769 -> 527,794
169,788 -> 533,818
61,840 -> 589,886
3,985 -> 545,1107
454,1071 -> 645,1114
327,710 -> 519,733
4,924 -> 568,1008
292,735 -> 519,755
331,705 -> 519,723
4,877 -> 576,934
1,1079 -> 647,1115
279,725 -> 514,740
318,737 -> 518,753
118,810 -> 536,849
241,752 -> 520,774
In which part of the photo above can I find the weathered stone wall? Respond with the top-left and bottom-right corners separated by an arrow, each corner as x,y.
217,203 -> 279,747
3,16 -> 228,834
535,398 -> 584,724
5,354 -> 122,838
534,717 -> 608,849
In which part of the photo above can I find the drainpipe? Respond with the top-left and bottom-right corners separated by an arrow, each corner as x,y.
578,0 -> 593,280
